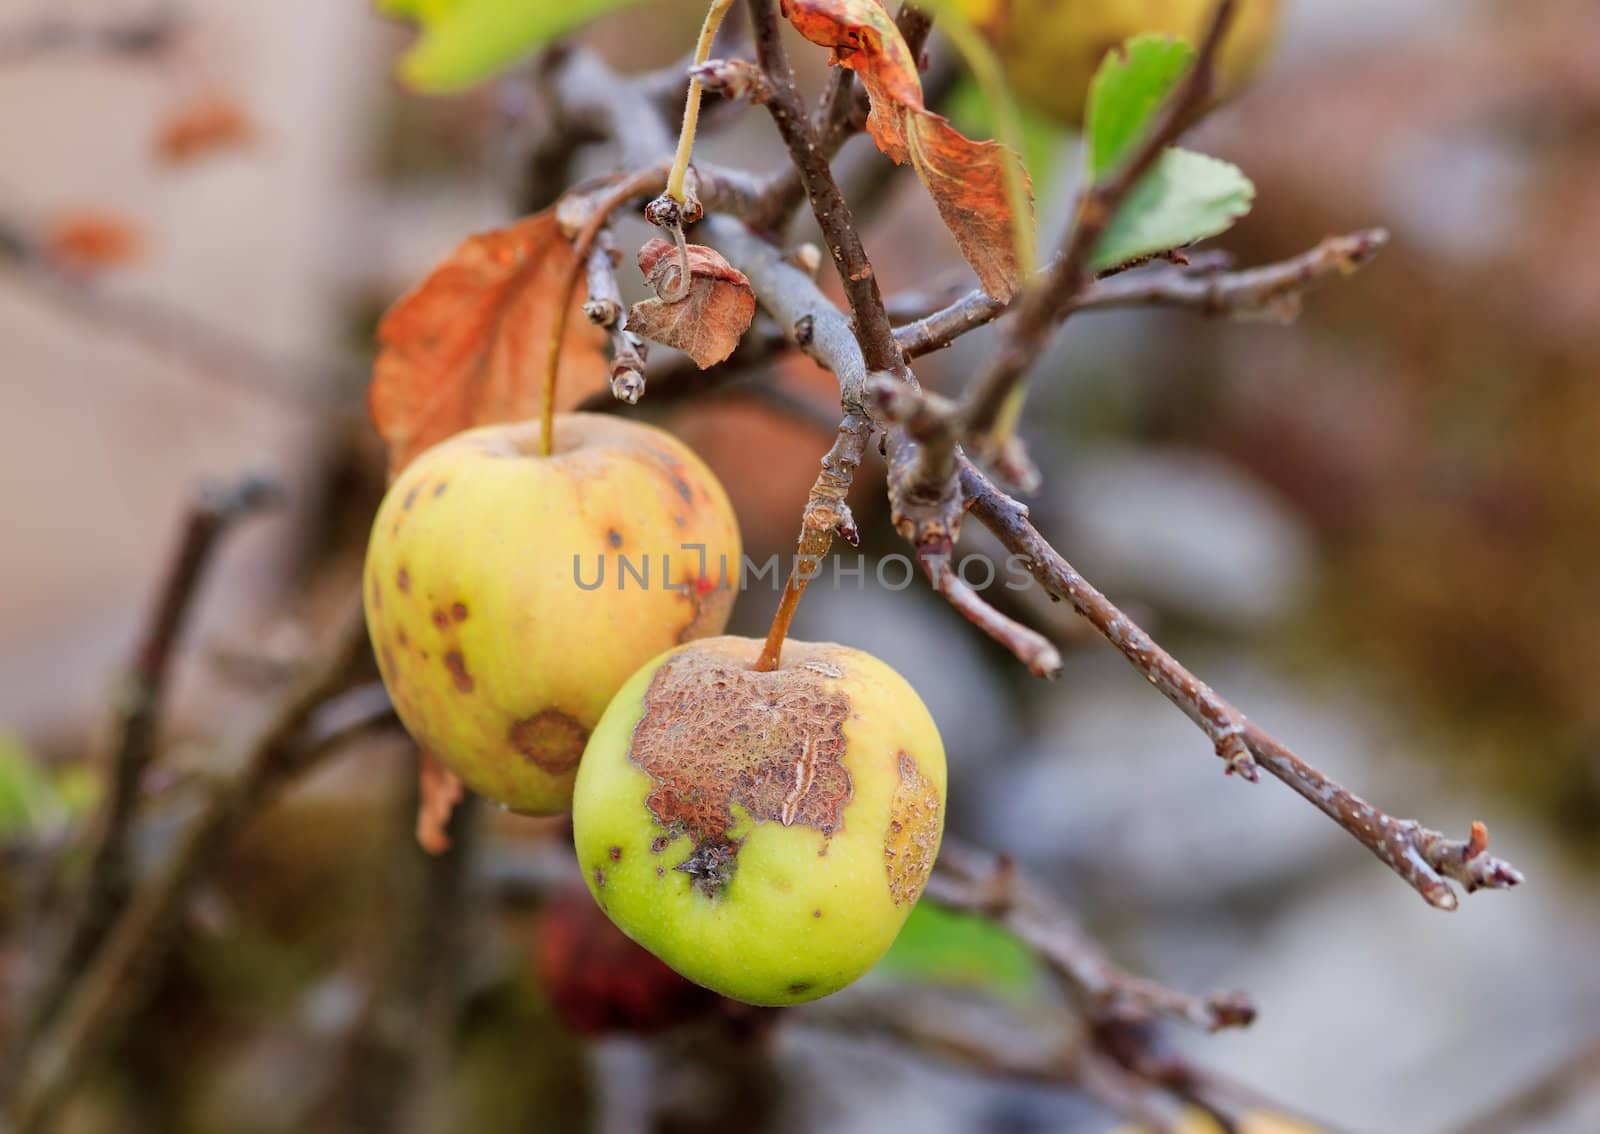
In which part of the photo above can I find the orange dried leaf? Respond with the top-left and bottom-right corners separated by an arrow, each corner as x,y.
44,212 -> 142,271
628,239 -> 756,369
781,0 -> 1031,301
155,95 -> 255,165
416,749 -> 464,855
370,208 -> 609,473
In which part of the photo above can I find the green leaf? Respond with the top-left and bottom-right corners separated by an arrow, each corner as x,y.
0,733 -> 69,840
389,0 -> 650,93
875,899 -> 1042,1001
1092,146 -> 1254,270
1084,35 -> 1194,180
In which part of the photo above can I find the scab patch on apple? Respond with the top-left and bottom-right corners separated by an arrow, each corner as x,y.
884,751 -> 942,906
628,650 -> 853,898
509,710 -> 588,775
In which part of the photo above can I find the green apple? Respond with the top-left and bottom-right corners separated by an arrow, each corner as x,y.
977,0 -> 1282,126
572,635 -> 947,1006
364,413 -> 742,814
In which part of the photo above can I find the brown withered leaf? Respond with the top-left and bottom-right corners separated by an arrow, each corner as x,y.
782,0 -> 1031,301
627,238 -> 756,369
370,208 -> 609,473
416,750 -> 463,855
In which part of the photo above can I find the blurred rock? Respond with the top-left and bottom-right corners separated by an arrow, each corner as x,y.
1042,446 -> 1313,630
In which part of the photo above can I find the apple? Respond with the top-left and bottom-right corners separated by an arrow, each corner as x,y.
364,413 -> 742,814
571,635 -> 947,1006
980,0 -> 1282,126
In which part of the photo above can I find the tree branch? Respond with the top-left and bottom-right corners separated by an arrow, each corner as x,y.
895,228 -> 1390,359
929,840 -> 1255,1032
8,597 -> 378,1134
960,461 -> 1525,909
960,0 -> 1238,472
23,473 -> 282,1044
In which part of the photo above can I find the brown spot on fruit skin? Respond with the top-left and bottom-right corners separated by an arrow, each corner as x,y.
656,866 -> 665,878
593,868 -> 606,888
379,645 -> 396,676
812,909 -> 822,919
509,711 -> 589,775
397,629 -> 409,649
403,486 -> 419,510
432,609 -> 450,630
451,601 -> 469,622
650,836 -> 670,854
786,981 -> 812,996
369,575 -> 383,612
443,650 -> 474,693
433,481 -> 448,497
608,846 -> 622,862
628,651 -> 853,898
607,528 -> 623,549
884,751 -> 942,906
396,567 -> 410,594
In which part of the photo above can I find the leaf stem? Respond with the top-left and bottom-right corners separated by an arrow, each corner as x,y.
666,0 -> 734,204
933,12 -> 1036,277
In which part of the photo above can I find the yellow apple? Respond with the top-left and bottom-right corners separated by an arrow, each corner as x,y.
976,0 -> 1282,126
571,635 -> 947,1006
364,413 -> 741,814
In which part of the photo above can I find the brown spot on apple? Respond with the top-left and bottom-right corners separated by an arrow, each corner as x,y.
509,710 -> 589,774
432,609 -> 450,631
607,528 -> 623,549
443,650 -> 474,693
433,481 -> 448,497
451,601 -> 468,622
403,485 -> 419,510
608,846 -> 622,862
396,567 -> 410,594
627,650 -> 853,898
884,751 -> 942,906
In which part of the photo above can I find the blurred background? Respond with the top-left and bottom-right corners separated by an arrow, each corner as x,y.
2,1 -> 1598,1131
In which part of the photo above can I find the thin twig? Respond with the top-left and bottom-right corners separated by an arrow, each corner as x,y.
960,0 -> 1238,472
0,6 -> 179,64
929,841 -> 1255,1032
896,228 -> 1390,359
712,217 -> 1061,682
744,2 -> 935,234
960,461 -> 1525,909
8,598 -> 376,1134
23,473 -> 283,1044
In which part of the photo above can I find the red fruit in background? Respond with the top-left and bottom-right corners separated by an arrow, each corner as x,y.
533,886 -> 770,1037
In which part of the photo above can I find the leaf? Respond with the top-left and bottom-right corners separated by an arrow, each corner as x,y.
1092,147 -> 1255,271
1081,35 -> 1255,271
0,733 -> 70,840
370,207 -> 608,474
781,0 -> 1032,301
945,75 -> 1067,200
627,239 -> 756,369
875,900 -> 1042,1001
1084,35 -> 1195,180
382,0 -> 650,93
415,749 -> 463,855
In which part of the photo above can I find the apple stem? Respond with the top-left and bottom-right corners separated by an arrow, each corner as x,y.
541,169 -> 668,456
665,0 -> 734,206
754,572 -> 806,672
